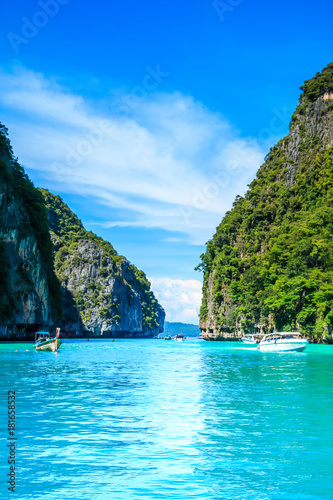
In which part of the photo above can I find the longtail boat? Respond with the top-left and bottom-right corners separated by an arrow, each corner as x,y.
34,328 -> 62,352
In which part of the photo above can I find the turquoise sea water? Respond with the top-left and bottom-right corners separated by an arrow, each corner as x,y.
0,339 -> 332,500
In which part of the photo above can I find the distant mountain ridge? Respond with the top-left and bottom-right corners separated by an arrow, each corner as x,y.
163,322 -> 200,337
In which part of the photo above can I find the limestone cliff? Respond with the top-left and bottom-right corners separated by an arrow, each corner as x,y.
198,63 -> 333,343
40,189 -> 165,337
0,124 -> 62,339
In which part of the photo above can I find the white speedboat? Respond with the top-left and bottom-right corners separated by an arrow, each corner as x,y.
241,334 -> 264,345
257,332 -> 309,353
175,335 -> 185,342
242,335 -> 257,345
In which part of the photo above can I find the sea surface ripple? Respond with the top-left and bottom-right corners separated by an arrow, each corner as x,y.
0,339 -> 332,499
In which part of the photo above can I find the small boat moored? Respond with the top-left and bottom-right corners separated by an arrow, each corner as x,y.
241,335 -> 257,345
241,334 -> 265,345
257,332 -> 309,353
34,328 -> 62,352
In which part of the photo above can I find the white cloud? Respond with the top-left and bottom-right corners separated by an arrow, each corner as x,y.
0,66 -> 266,245
150,277 -> 202,324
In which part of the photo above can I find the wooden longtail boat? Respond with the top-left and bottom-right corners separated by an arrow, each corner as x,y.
34,328 -> 62,352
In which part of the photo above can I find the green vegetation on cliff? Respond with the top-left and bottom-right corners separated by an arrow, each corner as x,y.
197,63 -> 333,341
0,121 -> 163,334
39,189 -> 163,333
299,62 -> 333,102
0,123 -> 62,321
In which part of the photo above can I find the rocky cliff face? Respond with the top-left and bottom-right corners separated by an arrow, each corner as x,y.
40,189 -> 165,337
0,124 -> 61,339
198,63 -> 333,343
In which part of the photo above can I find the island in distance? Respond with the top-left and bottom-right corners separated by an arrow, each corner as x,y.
163,322 -> 201,337
0,123 -> 165,341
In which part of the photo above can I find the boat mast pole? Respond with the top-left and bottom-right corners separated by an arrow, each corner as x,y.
55,328 -> 60,351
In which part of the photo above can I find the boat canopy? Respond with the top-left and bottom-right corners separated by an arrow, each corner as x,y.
243,333 -> 265,338
269,332 -> 301,336
263,332 -> 301,340
36,332 -> 50,336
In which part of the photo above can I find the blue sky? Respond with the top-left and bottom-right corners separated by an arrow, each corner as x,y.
1,0 -> 333,323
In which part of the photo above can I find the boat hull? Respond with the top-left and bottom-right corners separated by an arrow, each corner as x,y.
36,339 -> 62,352
258,340 -> 308,353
